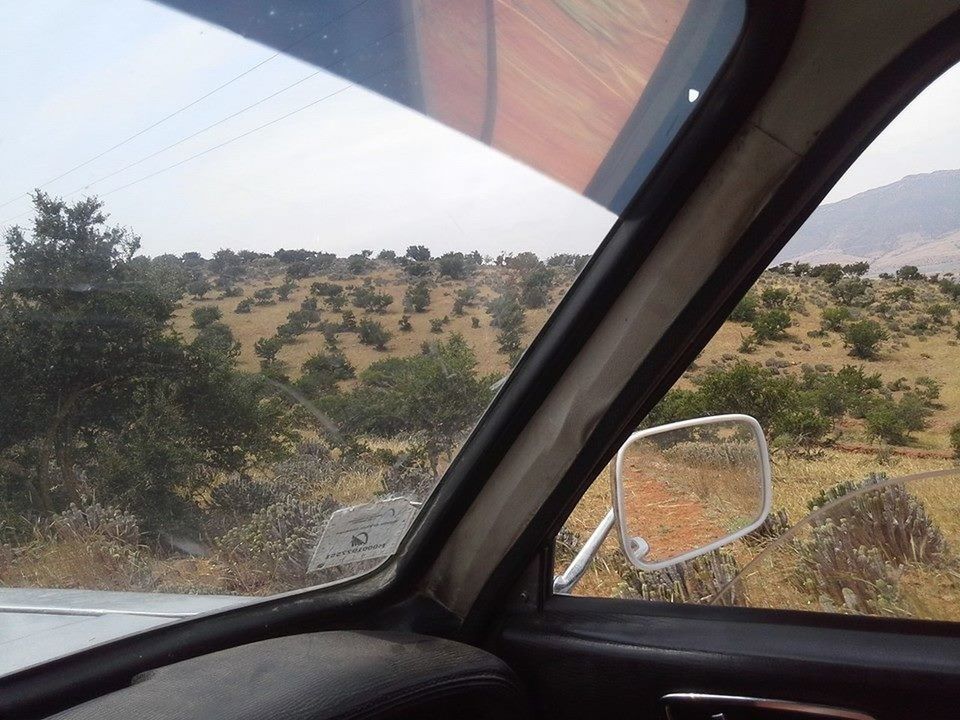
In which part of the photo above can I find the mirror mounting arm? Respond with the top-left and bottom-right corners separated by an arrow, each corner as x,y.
553,509 -> 614,594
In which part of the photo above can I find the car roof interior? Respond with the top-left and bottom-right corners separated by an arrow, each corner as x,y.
4,2 -> 960,719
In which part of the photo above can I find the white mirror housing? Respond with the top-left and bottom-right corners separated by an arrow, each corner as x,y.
612,413 -> 772,572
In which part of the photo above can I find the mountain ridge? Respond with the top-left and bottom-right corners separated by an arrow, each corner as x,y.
778,168 -> 960,272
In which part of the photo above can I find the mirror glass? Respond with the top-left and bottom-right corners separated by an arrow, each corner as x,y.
616,416 -> 768,568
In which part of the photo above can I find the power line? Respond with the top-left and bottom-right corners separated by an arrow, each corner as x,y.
0,0 -> 373,212
67,20 -> 411,198
100,59 -> 403,200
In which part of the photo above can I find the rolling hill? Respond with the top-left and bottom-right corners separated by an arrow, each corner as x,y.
778,168 -> 960,273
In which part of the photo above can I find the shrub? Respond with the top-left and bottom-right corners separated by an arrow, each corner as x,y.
194,322 -> 238,356
926,303 -> 952,326
519,266 -> 555,309
324,294 -> 347,311
950,422 -> 960,459
471,316 -> 480,329
437,252 -> 470,279
187,278 -> 212,299
235,298 -> 254,313
191,305 -> 222,329
398,314 -> 412,331
405,261 -> 432,277
377,249 -> 397,261
843,319 -> 887,359
358,318 -> 392,350
276,281 -> 297,301
253,287 -> 275,305
340,310 -> 357,331
618,549 -> 744,606
298,351 -> 355,395
896,265 -> 923,281
453,286 -> 479,315
50,502 -> 141,546
351,283 -> 393,313
310,281 -> 343,297
430,318 -> 444,333
406,245 -> 431,262
404,281 -> 431,312
218,496 -> 336,589
750,308 -> 791,342
821,306 -> 851,332
729,292 -> 758,323
254,336 -> 283,364
760,287 -> 793,309
830,277 -> 871,306
810,263 -> 844,284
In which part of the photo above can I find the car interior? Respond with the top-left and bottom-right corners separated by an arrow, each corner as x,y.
4,2 -> 960,719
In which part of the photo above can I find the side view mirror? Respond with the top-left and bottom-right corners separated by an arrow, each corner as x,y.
554,414 -> 771,593
613,413 -> 772,571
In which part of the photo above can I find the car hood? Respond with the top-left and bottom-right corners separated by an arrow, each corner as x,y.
0,588 -> 252,677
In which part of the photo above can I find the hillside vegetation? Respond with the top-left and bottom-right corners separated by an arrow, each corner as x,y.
3,195 -> 960,619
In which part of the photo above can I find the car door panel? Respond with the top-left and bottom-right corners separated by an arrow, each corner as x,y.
496,597 -> 960,720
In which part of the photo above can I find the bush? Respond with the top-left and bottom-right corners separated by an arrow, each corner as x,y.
398,314 -> 412,332
750,308 -> 791,342
254,336 -> 283,363
404,281 -> 431,312
276,281 -> 297,301
298,351 -> 355,395
437,252 -> 470,279
950,422 -> 960,459
843,319 -> 887,359
830,277 -> 871,306
429,318 -> 444,333
253,287 -> 275,305
235,298 -> 254,314
453,286 -> 479,315
351,283 -> 393,313
190,305 -> 223,329
519,266 -> 555,309
618,549 -> 744,606
729,292 -> 758,323
218,496 -> 336,590
310,281 -> 343,297
760,287 -> 793,309
821,306 -> 851,332
187,278 -> 212,299
325,294 -> 347,312
358,318 -> 392,350
896,265 -> 923,281
406,245 -> 431,262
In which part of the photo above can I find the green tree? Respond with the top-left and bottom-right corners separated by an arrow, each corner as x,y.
843,319 -> 887,359
750,308 -> 791,342
821,306 -> 852,332
358,318 -> 392,350
406,245 -> 431,262
325,335 -> 492,473
186,277 -> 211,299
191,305 -> 222,329
404,281 -> 431,312
896,265 -> 923,281
297,351 -> 354,396
0,193 -> 293,518
729,292 -> 758,323
437,252 -> 470,280
520,265 -> 555,309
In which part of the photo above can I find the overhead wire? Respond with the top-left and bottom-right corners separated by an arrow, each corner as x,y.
0,0 -> 374,212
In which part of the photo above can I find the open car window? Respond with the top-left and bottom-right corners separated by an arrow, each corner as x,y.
0,0 -> 745,628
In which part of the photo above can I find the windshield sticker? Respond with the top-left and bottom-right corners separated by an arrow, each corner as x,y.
308,498 -> 418,572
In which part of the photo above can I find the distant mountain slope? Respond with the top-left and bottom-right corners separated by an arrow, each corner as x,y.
779,169 -> 960,272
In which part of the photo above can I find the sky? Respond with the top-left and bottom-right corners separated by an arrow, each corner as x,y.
0,0 -> 958,261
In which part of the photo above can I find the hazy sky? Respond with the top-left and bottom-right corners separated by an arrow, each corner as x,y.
1,1 -> 957,261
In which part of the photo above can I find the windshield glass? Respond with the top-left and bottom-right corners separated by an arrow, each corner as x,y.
0,0 -> 744,623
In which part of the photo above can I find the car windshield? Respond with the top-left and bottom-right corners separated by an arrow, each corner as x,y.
0,0 -> 743,619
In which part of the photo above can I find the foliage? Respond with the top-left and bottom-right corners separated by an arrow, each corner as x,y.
951,422 -> 960,459
729,292 -> 758,323
750,308 -> 791,342
618,549 -> 744,606
896,265 -> 923,281
821,306 -> 852,332
322,335 -> 493,472
191,305 -> 222,329
437,252 -> 470,280
297,350 -> 355,395
405,245 -> 431,262
187,278 -> 211,299
404,280 -> 431,312
519,265 -> 555,309
453,286 -> 479,315
253,287 -> 275,305
351,282 -> 393,313
398,314 -> 412,332
430,318 -> 444,333
843,319 -> 888,359
310,281 -> 343,297
358,318 -> 392,350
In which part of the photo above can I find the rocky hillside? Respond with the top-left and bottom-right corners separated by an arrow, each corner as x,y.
779,169 -> 960,273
